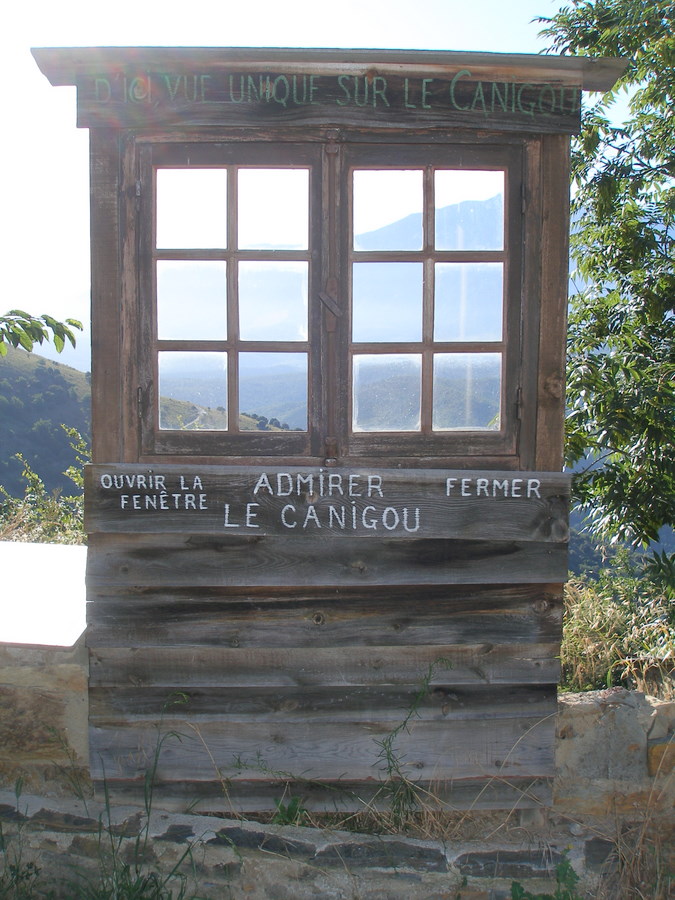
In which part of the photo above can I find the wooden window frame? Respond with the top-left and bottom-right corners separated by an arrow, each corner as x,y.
129,131 -> 539,469
137,141 -> 324,460
338,142 -> 523,463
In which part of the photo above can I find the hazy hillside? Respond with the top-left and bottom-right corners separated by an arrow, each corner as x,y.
0,347 -> 91,496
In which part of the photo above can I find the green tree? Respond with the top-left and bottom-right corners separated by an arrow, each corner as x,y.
539,0 -> 675,549
0,310 -> 82,356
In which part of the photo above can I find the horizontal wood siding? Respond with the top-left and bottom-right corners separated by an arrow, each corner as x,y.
85,463 -> 566,808
87,533 -> 567,587
86,559 -> 563,808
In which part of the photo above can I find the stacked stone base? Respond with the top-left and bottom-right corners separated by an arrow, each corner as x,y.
4,790 -> 672,899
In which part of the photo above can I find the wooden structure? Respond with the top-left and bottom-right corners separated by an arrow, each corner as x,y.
34,47 -> 624,812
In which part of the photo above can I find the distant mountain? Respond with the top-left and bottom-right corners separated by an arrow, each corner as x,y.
356,196 -> 503,252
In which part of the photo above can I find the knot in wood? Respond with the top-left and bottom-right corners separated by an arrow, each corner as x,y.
544,374 -> 564,399
312,612 -> 325,626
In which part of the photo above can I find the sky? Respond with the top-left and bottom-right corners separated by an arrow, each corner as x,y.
5,0 -> 565,371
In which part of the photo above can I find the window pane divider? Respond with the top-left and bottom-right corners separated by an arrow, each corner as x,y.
351,342 -> 504,353
155,249 -> 229,260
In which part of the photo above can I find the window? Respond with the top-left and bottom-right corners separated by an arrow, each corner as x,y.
137,140 -> 524,465
139,143 -> 321,458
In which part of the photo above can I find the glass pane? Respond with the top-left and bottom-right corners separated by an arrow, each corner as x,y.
433,353 -> 501,430
156,169 -> 227,249
353,170 -> 423,250
353,354 -> 421,432
352,262 -> 423,342
239,262 -> 308,341
239,352 -> 307,431
435,170 -> 504,250
435,263 -> 503,342
238,169 -> 309,249
158,351 -> 228,430
157,261 -> 227,340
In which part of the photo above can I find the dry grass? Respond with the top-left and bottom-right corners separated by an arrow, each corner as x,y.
561,572 -> 674,700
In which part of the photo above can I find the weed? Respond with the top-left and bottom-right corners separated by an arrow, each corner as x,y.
510,856 -> 582,899
0,428 -> 87,545
371,657 -> 453,829
0,778 -> 54,899
271,796 -> 308,826
70,693 -> 198,899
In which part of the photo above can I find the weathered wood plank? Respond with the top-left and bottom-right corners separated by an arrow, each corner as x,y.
89,713 -> 555,783
85,465 -> 570,541
89,683 -> 555,723
536,134 -> 571,470
88,644 -> 560,688
86,533 -> 567,586
85,582 -> 563,604
92,775 -> 553,813
85,589 -> 562,649
89,129 -> 122,463
75,90 -> 581,135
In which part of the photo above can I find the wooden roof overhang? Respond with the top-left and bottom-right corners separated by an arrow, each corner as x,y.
32,46 -> 627,134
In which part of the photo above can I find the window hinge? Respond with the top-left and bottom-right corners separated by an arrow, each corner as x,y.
137,385 -> 144,418
515,386 -> 523,421
135,180 -> 142,198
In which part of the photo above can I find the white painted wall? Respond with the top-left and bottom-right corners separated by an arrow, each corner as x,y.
0,541 -> 86,645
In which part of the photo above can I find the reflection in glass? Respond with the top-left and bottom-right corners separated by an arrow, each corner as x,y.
158,351 -> 228,430
239,352 -> 308,431
239,262 -> 308,341
353,354 -> 421,431
433,353 -> 501,430
156,169 -> 227,249
352,263 -> 423,342
238,169 -> 309,250
435,170 -> 504,251
435,263 -> 503,342
157,261 -> 227,340
353,170 -> 423,251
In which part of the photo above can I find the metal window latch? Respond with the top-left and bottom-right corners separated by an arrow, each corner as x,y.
319,278 -> 341,332
324,436 -> 338,466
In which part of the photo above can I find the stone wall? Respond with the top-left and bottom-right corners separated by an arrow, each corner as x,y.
0,639 -> 88,795
1,639 -> 673,898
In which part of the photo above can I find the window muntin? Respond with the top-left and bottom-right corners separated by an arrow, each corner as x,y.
349,163 -> 506,436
